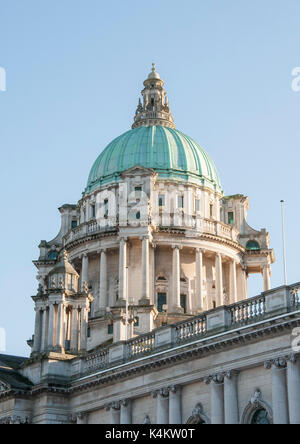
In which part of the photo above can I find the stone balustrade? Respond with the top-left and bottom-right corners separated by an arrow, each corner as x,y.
79,283 -> 300,376
63,217 -> 239,247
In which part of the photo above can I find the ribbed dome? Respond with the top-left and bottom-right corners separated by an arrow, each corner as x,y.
85,126 -> 222,194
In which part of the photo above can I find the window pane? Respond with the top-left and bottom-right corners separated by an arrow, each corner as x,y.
178,196 -> 184,208
157,293 -> 167,312
228,212 -> 234,225
180,294 -> 187,313
158,195 -> 165,207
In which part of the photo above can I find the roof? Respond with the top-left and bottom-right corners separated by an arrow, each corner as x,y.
0,354 -> 32,391
85,125 -> 222,194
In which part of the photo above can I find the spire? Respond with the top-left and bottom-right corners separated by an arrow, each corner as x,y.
132,64 -> 176,129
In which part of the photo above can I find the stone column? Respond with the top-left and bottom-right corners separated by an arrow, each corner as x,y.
262,265 -> 271,292
265,358 -> 288,424
154,389 -> 169,424
56,303 -> 65,350
224,371 -> 239,424
196,249 -> 203,312
71,307 -> 78,352
215,253 -> 223,306
99,249 -> 108,311
230,259 -> 238,303
40,308 -> 48,352
109,403 -> 120,424
169,386 -> 182,424
208,374 -> 224,424
171,245 -> 182,313
81,253 -> 89,292
287,355 -> 300,424
33,308 -> 41,352
140,236 -> 150,305
120,400 -> 132,424
80,307 -> 88,351
118,238 -> 127,306
47,304 -> 55,349
151,243 -> 156,305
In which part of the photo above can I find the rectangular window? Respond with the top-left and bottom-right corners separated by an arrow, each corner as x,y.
157,293 -> 167,313
135,186 -> 142,199
178,196 -> 184,209
108,324 -> 113,335
228,212 -> 234,225
180,294 -> 187,314
195,199 -> 200,212
71,220 -> 78,229
104,199 -> 109,217
91,204 -> 96,219
158,195 -> 165,207
134,316 -> 139,327
210,204 -> 214,218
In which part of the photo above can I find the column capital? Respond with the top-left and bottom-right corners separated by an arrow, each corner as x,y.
224,370 -> 239,379
119,237 -> 128,243
81,252 -> 88,259
212,373 -> 224,384
139,235 -> 150,241
171,244 -> 182,250
111,401 -> 120,411
287,353 -> 299,363
120,399 -> 130,407
204,376 -> 211,385
195,248 -> 205,254
97,248 -> 107,254
159,387 -> 169,398
168,385 -> 181,394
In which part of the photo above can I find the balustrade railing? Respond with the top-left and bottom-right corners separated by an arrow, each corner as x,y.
229,295 -> 266,326
175,316 -> 207,343
79,284 -> 300,376
290,283 -> 300,307
83,348 -> 109,374
126,332 -> 155,360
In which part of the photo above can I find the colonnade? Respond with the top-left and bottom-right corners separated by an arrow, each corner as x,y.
33,303 -> 88,354
89,239 -> 249,314
92,356 -> 300,424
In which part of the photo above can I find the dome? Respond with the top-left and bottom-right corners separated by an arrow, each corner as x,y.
85,126 -> 222,194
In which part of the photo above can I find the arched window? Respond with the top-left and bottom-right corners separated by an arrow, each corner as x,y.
246,240 -> 260,251
241,390 -> 273,424
251,409 -> 271,424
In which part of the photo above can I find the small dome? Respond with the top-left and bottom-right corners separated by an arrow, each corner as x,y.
147,63 -> 161,80
85,126 -> 222,194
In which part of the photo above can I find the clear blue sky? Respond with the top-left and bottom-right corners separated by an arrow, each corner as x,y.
1,0 -> 300,356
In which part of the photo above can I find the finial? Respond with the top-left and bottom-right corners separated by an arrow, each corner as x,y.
152,63 -> 156,72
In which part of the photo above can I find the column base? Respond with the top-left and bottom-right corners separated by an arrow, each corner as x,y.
169,306 -> 184,315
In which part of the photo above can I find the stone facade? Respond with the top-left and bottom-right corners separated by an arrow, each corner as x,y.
1,66 -> 295,425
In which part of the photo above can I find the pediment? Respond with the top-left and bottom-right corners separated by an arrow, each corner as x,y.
120,165 -> 156,179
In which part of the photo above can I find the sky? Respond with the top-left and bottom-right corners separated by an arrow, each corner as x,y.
0,0 -> 300,356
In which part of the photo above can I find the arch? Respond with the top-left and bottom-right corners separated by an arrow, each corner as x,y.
185,403 -> 210,425
246,240 -> 260,251
240,390 -> 273,424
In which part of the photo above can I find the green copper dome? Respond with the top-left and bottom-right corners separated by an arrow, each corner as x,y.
85,126 -> 222,194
